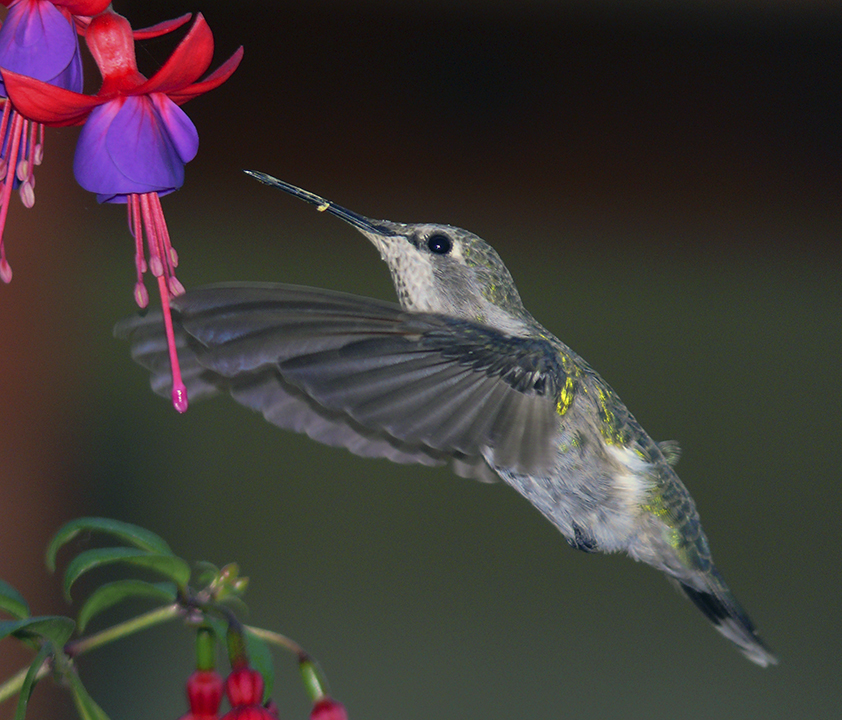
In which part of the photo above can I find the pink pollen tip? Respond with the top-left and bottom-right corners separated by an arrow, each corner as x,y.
16,159 -> 30,183
134,282 -> 149,308
0,258 -> 12,283
20,182 -> 34,208
168,276 -> 185,296
149,255 -> 164,277
172,383 -> 189,413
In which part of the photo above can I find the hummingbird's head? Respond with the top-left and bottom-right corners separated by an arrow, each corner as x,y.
246,172 -> 532,333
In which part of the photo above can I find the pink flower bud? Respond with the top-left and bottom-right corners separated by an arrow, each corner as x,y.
310,697 -> 348,720
225,668 -> 265,708
185,670 -> 224,716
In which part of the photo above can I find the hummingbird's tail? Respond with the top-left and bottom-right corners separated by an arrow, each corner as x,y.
674,569 -> 778,667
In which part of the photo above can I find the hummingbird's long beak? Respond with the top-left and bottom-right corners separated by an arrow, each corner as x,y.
244,171 -> 398,237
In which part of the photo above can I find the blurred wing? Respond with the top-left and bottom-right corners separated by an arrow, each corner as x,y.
116,283 -> 565,478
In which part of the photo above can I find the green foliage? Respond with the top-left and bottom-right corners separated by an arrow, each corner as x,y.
62,548 -> 190,602
0,616 -> 75,648
77,580 -> 177,632
245,628 -> 275,703
0,580 -> 30,620
14,645 -> 52,720
46,517 -> 173,573
1,517 -> 339,720
66,669 -> 111,720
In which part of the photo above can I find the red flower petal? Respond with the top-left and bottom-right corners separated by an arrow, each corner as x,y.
132,13 -> 192,41
134,14 -> 214,97
1,68 -> 102,126
52,0 -> 111,16
167,47 -> 244,106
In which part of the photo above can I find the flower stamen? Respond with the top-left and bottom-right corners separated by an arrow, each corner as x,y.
0,109 -> 25,283
128,192 -> 188,412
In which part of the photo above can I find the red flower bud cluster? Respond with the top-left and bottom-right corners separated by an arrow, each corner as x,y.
178,662 -> 348,719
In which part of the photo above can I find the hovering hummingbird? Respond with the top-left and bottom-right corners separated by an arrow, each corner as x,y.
117,171 -> 776,666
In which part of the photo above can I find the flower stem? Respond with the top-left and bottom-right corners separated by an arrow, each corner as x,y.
66,603 -> 181,657
1,605 -> 182,706
243,624 -> 305,656
0,661 -> 49,707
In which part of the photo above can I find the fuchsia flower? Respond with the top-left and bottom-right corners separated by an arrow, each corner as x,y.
0,0 -> 108,281
3,9 -> 243,412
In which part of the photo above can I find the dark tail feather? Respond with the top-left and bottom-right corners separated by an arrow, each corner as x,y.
676,571 -> 778,667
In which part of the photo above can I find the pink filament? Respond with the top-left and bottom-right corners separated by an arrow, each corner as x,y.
128,191 -> 189,412
0,109 -> 25,283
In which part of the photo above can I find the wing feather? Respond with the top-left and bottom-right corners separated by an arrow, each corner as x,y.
116,283 -> 567,476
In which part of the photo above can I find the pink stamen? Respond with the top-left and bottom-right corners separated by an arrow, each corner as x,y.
140,193 -> 165,278
0,111 -> 25,284
19,182 -> 34,208
168,276 -> 185,296
148,253 -> 164,276
0,101 -> 12,153
128,196 -> 147,283
16,158 -> 29,182
134,281 -> 149,308
157,274 -> 188,413
15,117 -> 31,182
26,121 -> 37,168
34,125 -> 44,165
148,193 -> 179,280
128,192 -> 188,413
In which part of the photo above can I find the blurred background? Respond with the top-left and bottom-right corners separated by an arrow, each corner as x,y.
1,1 -> 840,718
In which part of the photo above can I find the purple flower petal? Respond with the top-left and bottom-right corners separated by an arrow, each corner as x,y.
73,95 -> 198,202
0,0 -> 82,95
149,93 -> 198,164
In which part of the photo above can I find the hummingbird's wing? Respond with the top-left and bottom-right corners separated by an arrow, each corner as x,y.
116,283 -> 565,478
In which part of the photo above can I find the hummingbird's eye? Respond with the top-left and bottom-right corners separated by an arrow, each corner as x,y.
426,234 -> 452,255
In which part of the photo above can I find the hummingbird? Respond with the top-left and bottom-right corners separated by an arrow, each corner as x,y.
117,171 -> 777,667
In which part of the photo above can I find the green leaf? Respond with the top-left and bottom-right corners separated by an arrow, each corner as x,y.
77,580 -> 178,632
0,579 -> 30,619
0,616 -> 75,647
46,517 -> 173,572
63,548 -> 190,601
66,670 -> 110,720
202,616 -> 229,645
14,644 -> 51,720
194,561 -> 220,587
245,628 -> 275,703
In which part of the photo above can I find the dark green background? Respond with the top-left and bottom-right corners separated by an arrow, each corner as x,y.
1,2 -> 840,719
